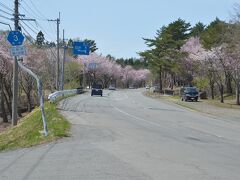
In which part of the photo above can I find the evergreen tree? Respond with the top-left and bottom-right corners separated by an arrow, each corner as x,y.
83,39 -> 98,53
139,19 -> 191,90
201,18 -> 228,49
191,22 -> 205,37
36,31 -> 45,46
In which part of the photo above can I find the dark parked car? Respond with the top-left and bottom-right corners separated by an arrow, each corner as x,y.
128,85 -> 138,89
152,86 -> 160,93
91,84 -> 103,96
181,87 -> 199,101
76,87 -> 84,94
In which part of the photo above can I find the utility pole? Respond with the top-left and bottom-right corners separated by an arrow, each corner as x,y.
61,29 -> 66,91
12,0 -> 19,126
236,68 -> 240,105
11,0 -> 36,126
48,12 -> 60,90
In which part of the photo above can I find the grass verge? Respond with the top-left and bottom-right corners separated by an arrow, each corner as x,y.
0,101 -> 71,152
144,91 -> 240,110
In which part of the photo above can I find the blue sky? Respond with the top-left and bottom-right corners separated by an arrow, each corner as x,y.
1,0 -> 238,58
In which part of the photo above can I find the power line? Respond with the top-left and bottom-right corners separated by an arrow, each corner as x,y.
20,22 -> 58,60
20,22 -> 36,43
20,20 -> 38,35
20,20 -> 56,45
48,20 -> 57,34
0,14 -> 12,21
20,1 -> 57,41
21,0 -> 45,20
35,21 -> 56,41
0,9 -> 13,16
0,21 -> 12,30
28,0 -> 48,20
0,2 -> 14,13
22,20 -> 39,32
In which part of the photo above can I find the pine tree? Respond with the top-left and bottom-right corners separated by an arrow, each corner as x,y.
36,31 -> 45,47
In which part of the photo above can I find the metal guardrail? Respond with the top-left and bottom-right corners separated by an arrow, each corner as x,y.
48,88 -> 84,103
18,61 -> 48,136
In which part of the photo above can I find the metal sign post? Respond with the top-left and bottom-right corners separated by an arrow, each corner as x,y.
7,29 -> 26,126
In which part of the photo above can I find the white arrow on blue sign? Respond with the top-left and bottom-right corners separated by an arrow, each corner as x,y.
7,31 -> 25,46
72,41 -> 90,55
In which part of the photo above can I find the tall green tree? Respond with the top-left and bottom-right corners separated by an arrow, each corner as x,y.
36,31 -> 45,47
191,22 -> 205,37
83,39 -> 98,53
201,18 -> 228,49
139,19 -> 191,90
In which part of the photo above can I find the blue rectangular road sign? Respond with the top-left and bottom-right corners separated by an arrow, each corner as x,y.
72,41 -> 90,55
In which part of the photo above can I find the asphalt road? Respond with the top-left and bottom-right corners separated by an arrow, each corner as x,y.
1,89 -> 240,180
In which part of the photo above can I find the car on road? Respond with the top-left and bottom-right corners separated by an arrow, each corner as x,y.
181,86 -> 199,101
76,87 -> 84,94
91,84 -> 103,96
108,85 -> 116,90
128,84 -> 138,89
145,85 -> 150,89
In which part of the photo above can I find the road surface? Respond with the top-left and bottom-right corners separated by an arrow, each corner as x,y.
0,89 -> 240,180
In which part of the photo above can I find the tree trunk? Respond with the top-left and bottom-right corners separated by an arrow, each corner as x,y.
210,82 -> 214,100
225,72 -> 232,94
1,94 -> 8,123
0,74 -> 8,122
3,78 -> 12,115
159,66 -> 163,91
169,74 -> 174,90
236,80 -> 240,105
3,90 -> 11,117
27,94 -> 32,112
219,84 -> 224,103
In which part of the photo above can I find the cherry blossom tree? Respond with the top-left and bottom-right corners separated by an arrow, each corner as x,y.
19,46 -> 49,111
72,53 -> 150,89
182,36 -> 233,103
0,32 -> 13,121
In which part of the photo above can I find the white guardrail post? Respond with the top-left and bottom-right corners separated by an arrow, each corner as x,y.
18,61 -> 48,136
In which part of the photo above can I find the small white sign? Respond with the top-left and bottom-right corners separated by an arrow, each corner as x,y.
10,45 -> 27,57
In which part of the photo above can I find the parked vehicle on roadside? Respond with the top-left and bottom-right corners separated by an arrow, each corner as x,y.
76,87 -> 84,94
108,85 -> 116,90
128,85 -> 136,89
152,85 -> 160,93
181,87 -> 199,101
91,84 -> 103,96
